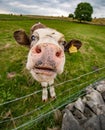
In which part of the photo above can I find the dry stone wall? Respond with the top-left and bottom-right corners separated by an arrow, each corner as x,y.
61,80 -> 105,130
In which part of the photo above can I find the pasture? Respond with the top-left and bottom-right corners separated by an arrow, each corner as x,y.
0,14 -> 105,130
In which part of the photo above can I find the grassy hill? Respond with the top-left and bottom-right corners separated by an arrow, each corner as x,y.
0,14 -> 105,130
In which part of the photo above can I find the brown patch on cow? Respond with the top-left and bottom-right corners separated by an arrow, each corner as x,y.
65,39 -> 82,52
14,30 -> 30,46
31,22 -> 46,33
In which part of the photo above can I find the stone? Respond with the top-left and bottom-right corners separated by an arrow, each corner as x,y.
84,106 -> 96,119
101,91 -> 105,101
66,102 -> 75,111
83,114 -> 105,130
61,109 -> 84,130
96,84 -> 105,93
84,88 -> 105,114
74,98 -> 85,113
62,80 -> 105,130
73,109 -> 87,124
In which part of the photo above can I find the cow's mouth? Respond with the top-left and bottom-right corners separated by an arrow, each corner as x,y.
33,66 -> 56,76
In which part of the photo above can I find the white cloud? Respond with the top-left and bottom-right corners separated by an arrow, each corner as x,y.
0,0 -> 105,18
0,9 -> 12,14
9,1 -> 39,9
93,6 -> 105,18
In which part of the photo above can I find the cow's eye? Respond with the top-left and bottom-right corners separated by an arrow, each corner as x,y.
59,40 -> 66,46
58,40 -> 67,50
31,35 -> 36,41
30,34 -> 39,47
62,41 -> 66,46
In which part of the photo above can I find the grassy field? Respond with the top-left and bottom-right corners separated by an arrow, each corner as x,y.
0,14 -> 105,130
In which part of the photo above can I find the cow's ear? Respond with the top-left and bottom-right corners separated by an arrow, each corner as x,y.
14,30 -> 30,46
31,22 -> 46,33
65,39 -> 82,53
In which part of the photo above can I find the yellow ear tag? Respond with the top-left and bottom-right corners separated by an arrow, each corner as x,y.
69,44 -> 77,53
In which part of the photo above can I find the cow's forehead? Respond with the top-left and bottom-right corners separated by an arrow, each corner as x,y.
33,28 -> 64,41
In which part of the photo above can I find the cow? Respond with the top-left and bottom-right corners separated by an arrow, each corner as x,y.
14,22 -> 82,101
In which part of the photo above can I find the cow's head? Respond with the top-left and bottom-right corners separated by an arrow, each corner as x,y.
14,22 -> 82,82
14,22 -> 82,101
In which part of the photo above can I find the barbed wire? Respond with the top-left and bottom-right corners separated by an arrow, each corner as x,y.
1,75 -> 104,126
12,85 -> 89,130
0,77 -> 93,124
12,74 -> 105,130
55,65 -> 105,87
0,65 -> 105,107
0,66 -> 104,130
0,89 -> 42,106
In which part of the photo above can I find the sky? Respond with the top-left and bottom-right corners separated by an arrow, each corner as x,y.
0,0 -> 105,18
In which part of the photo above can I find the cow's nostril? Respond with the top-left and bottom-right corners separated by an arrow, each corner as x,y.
56,51 -> 61,57
36,46 -> 41,53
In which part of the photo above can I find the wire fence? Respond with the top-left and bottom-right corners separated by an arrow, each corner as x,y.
0,65 -> 105,130
12,91 -> 86,130
0,65 -> 105,106
0,77 -> 97,124
12,76 -> 105,130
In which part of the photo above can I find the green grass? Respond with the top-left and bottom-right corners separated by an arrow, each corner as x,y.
0,14 -> 105,130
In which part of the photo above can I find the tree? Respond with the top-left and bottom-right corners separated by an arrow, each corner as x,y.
74,2 -> 93,22
68,13 -> 74,19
